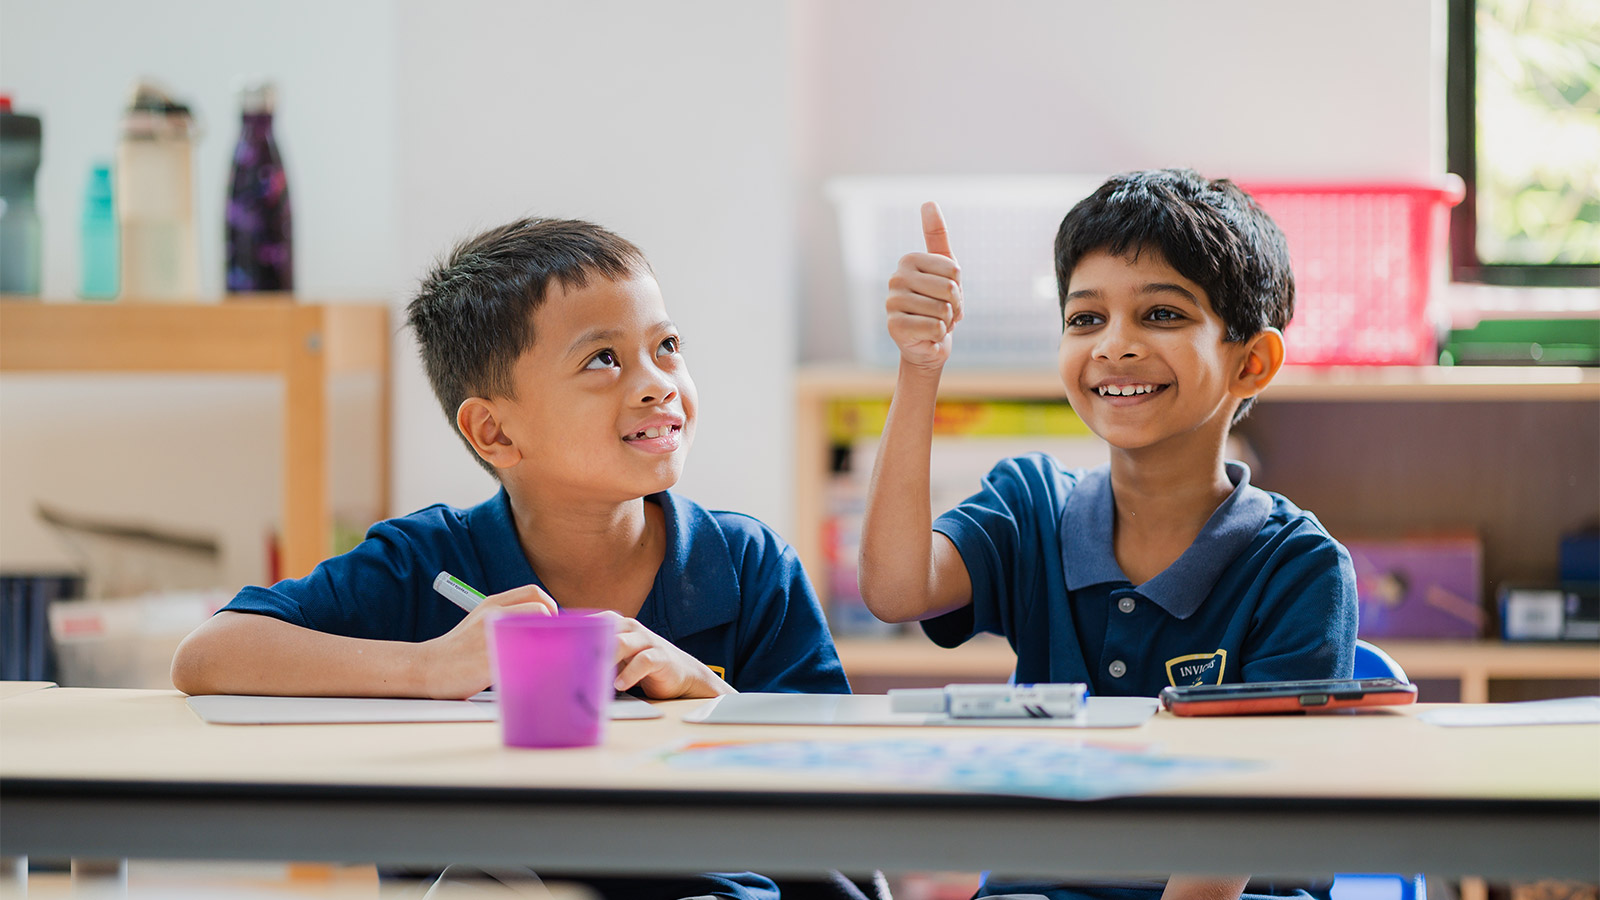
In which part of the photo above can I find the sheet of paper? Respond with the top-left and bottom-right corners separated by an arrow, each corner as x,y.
469,690 -> 661,721
0,681 -> 56,700
682,692 -> 1158,728
661,735 -> 1252,801
1418,696 -> 1600,727
187,693 -> 660,725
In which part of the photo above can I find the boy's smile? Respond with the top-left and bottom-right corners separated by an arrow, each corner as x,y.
490,272 -> 697,503
621,412 -> 686,453
1059,248 -> 1248,453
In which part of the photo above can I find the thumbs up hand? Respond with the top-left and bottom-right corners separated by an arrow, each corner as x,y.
885,201 -> 964,370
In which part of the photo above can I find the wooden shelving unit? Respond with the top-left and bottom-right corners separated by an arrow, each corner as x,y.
794,363 -> 1600,595
802,363 -> 1600,695
0,300 -> 391,579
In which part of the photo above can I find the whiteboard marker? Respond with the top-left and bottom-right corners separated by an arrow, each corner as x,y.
433,571 -> 486,613
889,683 -> 1087,719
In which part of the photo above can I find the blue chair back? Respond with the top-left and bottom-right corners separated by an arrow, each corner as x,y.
1352,639 -> 1409,682
1334,640 -> 1422,900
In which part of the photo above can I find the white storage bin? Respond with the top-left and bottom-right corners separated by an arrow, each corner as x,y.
49,589 -> 227,689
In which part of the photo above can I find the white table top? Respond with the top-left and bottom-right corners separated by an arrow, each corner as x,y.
2,687 -> 1596,880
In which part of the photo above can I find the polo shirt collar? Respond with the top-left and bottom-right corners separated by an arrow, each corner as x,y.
647,490 -> 741,640
1061,461 -> 1272,620
467,488 -> 538,591
464,488 -> 738,639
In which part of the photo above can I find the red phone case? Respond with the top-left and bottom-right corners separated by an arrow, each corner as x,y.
1160,679 -> 1418,716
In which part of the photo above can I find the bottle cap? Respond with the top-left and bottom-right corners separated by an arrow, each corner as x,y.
239,81 -> 277,115
123,79 -> 194,139
84,162 -> 114,213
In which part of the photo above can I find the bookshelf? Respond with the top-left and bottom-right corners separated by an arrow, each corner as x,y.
0,300 -> 391,579
799,363 -> 1600,693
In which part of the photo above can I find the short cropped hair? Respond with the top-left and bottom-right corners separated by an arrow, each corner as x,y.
1055,169 -> 1294,422
406,217 -> 651,474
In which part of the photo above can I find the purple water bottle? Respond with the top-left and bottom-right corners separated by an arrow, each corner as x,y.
225,82 -> 292,293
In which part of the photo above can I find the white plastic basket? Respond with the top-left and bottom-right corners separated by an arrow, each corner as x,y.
828,176 -> 1107,368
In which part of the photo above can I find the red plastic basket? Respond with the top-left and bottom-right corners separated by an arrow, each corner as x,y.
1239,179 -> 1465,366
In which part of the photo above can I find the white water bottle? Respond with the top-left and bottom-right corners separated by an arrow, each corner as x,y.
116,81 -> 199,300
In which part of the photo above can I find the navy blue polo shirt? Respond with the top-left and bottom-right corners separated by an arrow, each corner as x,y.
925,455 -> 1357,696
223,489 -> 849,695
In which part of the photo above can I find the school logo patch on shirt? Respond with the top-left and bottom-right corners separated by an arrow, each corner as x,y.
1165,650 -> 1227,686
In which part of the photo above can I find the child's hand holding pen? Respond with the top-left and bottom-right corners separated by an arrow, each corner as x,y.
431,572 -> 730,701
421,578 -> 556,700
885,201 -> 964,370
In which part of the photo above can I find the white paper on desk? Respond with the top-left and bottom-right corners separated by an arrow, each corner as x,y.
683,693 -> 1158,728
466,690 -> 660,720
187,693 -> 661,725
1418,696 -> 1600,727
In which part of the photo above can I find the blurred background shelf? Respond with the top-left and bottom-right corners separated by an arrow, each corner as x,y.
804,364 -> 1600,701
796,364 -> 1600,603
0,300 -> 390,579
797,363 -> 1600,404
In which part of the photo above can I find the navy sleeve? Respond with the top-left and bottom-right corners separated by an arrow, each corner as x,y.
720,514 -> 850,695
1240,518 -> 1359,683
922,454 -> 1071,649
218,513 -> 467,643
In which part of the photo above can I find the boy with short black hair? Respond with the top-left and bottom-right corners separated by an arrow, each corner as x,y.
859,169 -> 1358,900
174,216 -> 847,703
173,216 -> 853,900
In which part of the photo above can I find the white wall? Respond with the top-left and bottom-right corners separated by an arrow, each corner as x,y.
1,0 -> 1442,588
386,1 -> 796,518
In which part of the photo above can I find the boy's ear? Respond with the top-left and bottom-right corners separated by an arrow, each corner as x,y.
456,398 -> 521,469
1231,328 -> 1286,400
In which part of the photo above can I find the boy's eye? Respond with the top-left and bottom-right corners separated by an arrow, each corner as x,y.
656,336 -> 681,357
584,349 -> 619,370
1064,312 -> 1103,328
1148,307 -> 1184,322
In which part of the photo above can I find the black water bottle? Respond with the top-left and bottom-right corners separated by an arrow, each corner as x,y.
224,82 -> 293,293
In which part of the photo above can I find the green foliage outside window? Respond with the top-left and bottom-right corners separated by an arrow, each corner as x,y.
1475,0 -> 1600,265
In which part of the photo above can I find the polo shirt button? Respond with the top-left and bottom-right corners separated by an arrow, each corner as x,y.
1117,596 -> 1136,613
1108,659 -> 1127,678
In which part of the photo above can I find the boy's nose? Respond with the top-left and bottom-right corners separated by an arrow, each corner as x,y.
635,367 -> 678,405
1093,320 -> 1146,360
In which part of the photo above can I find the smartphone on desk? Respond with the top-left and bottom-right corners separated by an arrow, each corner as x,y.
1159,678 -> 1417,716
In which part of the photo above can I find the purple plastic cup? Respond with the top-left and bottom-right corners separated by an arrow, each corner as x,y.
486,610 -> 615,748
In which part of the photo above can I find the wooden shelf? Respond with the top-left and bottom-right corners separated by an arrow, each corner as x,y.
835,636 -> 1600,702
0,300 -> 391,579
793,363 -> 1600,606
798,363 -> 1600,403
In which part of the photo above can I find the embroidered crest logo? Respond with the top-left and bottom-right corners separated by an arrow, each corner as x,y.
1165,650 -> 1227,686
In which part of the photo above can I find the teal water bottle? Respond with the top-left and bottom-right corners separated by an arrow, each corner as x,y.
80,162 -> 118,299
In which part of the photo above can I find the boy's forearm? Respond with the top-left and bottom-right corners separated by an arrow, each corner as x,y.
859,361 -> 944,622
1161,875 -> 1250,900
170,611 -> 430,698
